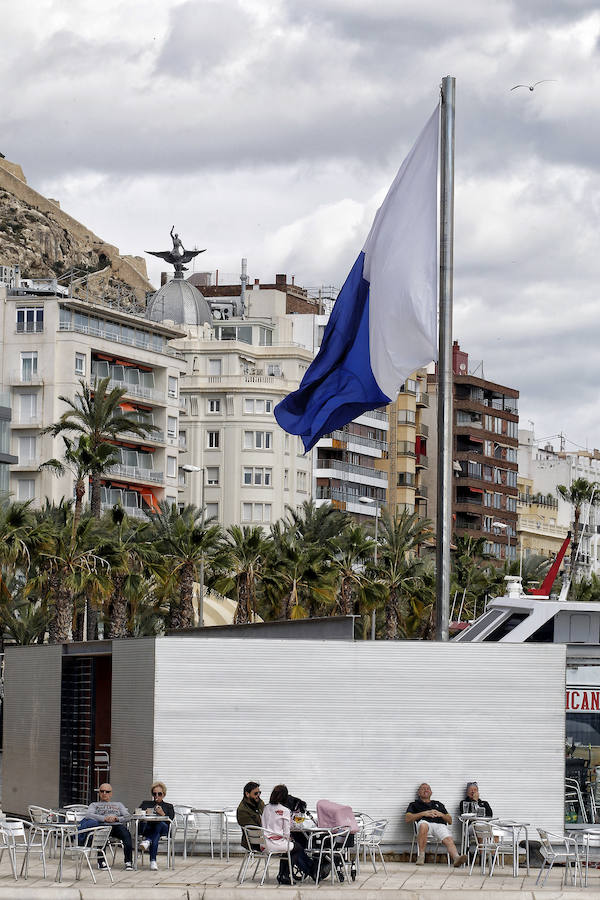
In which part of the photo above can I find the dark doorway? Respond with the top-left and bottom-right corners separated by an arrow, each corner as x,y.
59,655 -> 112,806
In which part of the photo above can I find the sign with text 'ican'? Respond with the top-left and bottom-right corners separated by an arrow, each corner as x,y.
567,689 -> 600,712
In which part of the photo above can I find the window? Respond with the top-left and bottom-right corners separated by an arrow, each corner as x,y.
398,409 -> 416,425
17,479 -> 35,501
494,493 -> 502,509
206,466 -> 219,485
284,469 -> 289,490
284,434 -> 290,454
205,502 -> 219,521
207,430 -> 220,449
21,352 -> 38,382
166,456 -> 177,478
16,307 -> 43,333
75,353 -> 85,376
167,416 -> 177,438
19,393 -> 37,423
243,466 -> 272,486
484,491 -> 493,507
297,470 -> 308,492
243,430 -> 272,450
242,502 -> 272,523
244,398 -> 273,414
208,399 -> 221,413
18,436 -> 36,463
179,429 -> 187,448
267,364 -> 282,376
168,376 -> 178,398
208,359 -> 222,376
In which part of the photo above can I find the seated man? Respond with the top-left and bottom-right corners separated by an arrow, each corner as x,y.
78,783 -> 133,870
459,781 -> 493,817
405,783 -> 467,868
138,781 -> 174,871
236,781 -> 264,850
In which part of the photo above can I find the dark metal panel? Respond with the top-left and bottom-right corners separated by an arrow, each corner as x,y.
168,615 -> 357,641
110,638 -> 155,812
3,645 -> 63,815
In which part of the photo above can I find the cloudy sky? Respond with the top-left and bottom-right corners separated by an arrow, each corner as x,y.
3,0 -> 600,450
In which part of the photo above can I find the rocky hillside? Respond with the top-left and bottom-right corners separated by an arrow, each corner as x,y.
0,158 -> 154,305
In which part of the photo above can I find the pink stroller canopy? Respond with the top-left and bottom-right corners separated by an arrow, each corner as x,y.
316,799 -> 359,833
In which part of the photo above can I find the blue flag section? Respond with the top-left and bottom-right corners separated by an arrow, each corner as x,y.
274,252 -> 390,452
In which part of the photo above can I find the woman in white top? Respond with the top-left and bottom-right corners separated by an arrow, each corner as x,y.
261,784 -> 326,884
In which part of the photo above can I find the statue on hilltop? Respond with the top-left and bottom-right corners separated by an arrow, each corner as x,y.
146,226 -> 205,278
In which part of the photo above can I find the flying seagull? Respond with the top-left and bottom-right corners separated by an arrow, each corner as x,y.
511,80 -> 556,91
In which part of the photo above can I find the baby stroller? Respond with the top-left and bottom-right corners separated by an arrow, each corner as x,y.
315,798 -> 360,882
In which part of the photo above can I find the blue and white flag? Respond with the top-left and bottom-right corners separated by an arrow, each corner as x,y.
275,105 -> 440,452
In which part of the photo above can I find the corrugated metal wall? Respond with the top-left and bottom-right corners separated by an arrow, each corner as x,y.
110,638 -> 155,811
153,639 -> 566,848
3,645 -> 63,815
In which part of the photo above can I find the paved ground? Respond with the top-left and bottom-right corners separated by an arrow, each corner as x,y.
0,853 -> 598,898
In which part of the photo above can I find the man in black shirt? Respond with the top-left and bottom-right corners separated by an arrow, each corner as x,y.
405,783 -> 467,867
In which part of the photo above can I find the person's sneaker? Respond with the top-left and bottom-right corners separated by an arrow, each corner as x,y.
97,860 -> 107,870
150,860 -> 158,871
416,852 -> 425,865
124,861 -> 134,871
139,839 -> 150,852
453,854 -> 468,868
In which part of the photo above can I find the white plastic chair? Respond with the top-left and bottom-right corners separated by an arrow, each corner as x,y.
410,820 -> 451,866
69,825 -> 113,884
536,829 -> 582,888
0,824 -> 19,880
311,826 -> 352,884
174,805 -> 201,858
357,819 -> 388,874
238,824 -> 295,885
565,777 -> 588,823
468,820 -> 502,876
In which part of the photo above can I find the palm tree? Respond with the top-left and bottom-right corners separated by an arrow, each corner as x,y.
211,525 -> 271,624
39,434 -> 119,534
283,499 -> 350,545
263,525 -> 336,620
99,505 -> 157,638
149,501 -> 221,630
375,510 -> 433,639
450,534 -> 495,623
327,524 -> 384,638
43,377 -> 156,517
557,478 -> 600,580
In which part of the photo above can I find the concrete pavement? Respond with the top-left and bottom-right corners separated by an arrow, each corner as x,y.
0,853 -> 598,898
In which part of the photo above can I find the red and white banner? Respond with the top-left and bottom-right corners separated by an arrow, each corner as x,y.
566,689 -> 600,712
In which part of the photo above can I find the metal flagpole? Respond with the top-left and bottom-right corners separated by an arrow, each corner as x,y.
435,75 -> 456,642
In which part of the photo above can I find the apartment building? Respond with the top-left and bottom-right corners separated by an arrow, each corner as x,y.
381,370 -> 430,520
0,391 -> 17,495
0,271 -> 186,514
181,270 -> 389,525
423,342 -> 519,561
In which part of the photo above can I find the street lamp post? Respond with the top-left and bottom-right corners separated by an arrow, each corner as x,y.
359,496 -> 380,640
183,464 -> 206,627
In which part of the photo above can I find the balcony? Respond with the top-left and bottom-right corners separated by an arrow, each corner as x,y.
9,372 -> 44,386
417,422 -> 429,438
397,441 -> 416,457
415,484 -> 428,498
415,392 -> 429,407
101,502 -> 150,519
397,472 -> 416,487
316,459 -> 388,481
416,454 -> 428,469
328,429 -> 388,453
103,378 -> 166,405
107,464 -> 164,484
13,415 -> 42,428
120,428 -> 165,444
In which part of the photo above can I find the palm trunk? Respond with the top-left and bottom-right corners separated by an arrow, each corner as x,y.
172,562 -> 195,630
339,577 -> 353,616
234,573 -> 251,624
385,590 -> 399,640
91,473 -> 102,518
107,574 -> 128,638
48,571 -> 72,643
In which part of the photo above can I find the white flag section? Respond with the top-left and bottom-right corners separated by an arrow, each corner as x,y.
274,103 -> 440,452
365,105 -> 439,398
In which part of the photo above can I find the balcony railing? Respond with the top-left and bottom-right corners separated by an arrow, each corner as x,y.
120,428 -> 165,444
397,473 -> 415,487
316,459 -> 388,480
397,441 -> 416,457
108,464 -> 164,483
16,322 -> 44,333
328,429 -> 388,453
358,408 -> 389,422
415,392 -> 429,407
415,484 -> 428,498
101,502 -> 150,519
417,423 -> 429,437
103,378 -> 166,404
416,454 -> 428,468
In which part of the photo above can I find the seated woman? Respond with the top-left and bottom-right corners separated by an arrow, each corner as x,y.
262,784 -> 328,884
459,782 -> 493,817
138,781 -> 175,870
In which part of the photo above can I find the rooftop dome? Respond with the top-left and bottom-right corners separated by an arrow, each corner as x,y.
146,277 -> 213,326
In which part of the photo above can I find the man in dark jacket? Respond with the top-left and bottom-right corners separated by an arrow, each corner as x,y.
237,781 -> 264,850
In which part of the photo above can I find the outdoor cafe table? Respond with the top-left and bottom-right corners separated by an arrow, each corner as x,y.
190,808 -> 229,861
36,820 -> 78,883
130,813 -> 170,870
579,825 -> 600,886
458,813 -> 498,856
493,820 -> 530,877
291,821 -> 352,884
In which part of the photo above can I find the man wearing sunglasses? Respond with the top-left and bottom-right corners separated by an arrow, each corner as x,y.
79,783 -> 134,870
138,781 -> 175,870
237,781 -> 264,850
